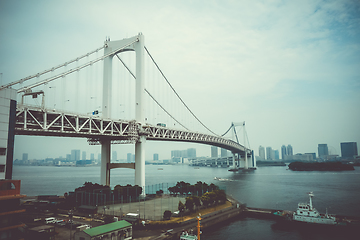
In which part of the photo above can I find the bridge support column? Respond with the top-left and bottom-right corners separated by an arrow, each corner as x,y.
232,153 -> 236,169
244,152 -> 248,169
101,140 -> 111,186
135,135 -> 146,196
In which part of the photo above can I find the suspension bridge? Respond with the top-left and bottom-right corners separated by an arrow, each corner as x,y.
0,33 -> 253,193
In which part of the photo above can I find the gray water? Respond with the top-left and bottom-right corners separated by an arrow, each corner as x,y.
13,164 -> 360,239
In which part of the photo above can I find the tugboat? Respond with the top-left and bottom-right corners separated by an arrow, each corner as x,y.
292,192 -> 337,225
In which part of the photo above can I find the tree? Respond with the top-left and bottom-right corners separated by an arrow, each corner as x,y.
178,201 -> 185,213
185,197 -> 194,212
192,196 -> 201,210
163,210 -> 172,220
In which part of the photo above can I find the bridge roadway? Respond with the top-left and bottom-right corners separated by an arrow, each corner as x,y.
15,104 -> 250,155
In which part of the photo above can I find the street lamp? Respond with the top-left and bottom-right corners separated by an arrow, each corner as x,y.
68,210 -> 73,240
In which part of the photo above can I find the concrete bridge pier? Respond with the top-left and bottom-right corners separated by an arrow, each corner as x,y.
101,139 -> 111,186
232,152 -> 236,169
135,135 -> 146,196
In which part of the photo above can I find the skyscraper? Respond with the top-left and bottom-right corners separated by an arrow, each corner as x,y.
259,146 -> 265,160
153,153 -> 159,161
287,145 -> 293,156
112,151 -> 117,161
266,147 -> 272,160
187,148 -> 196,158
274,150 -> 279,160
281,145 -> 287,160
221,148 -> 228,157
211,146 -> 218,158
22,153 -> 28,161
82,151 -> 86,160
127,153 -> 132,163
341,142 -> 358,159
318,144 -> 328,158
71,150 -> 80,161
90,153 -> 95,161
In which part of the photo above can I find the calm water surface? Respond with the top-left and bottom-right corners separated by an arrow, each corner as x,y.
13,164 -> 360,239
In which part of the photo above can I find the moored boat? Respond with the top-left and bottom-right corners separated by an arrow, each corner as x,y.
274,192 -> 354,226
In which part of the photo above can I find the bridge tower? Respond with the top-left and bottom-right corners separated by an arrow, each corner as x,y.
101,34 -> 146,194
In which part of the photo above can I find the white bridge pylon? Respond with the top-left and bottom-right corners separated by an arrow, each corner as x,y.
101,33 -> 146,192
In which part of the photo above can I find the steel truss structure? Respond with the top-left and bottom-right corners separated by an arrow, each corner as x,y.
15,104 -> 249,155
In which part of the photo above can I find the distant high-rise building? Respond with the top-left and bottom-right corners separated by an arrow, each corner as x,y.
318,144 -> 328,158
127,153 -> 132,163
171,150 -> 181,158
274,150 -> 279,160
153,153 -> 159,161
281,145 -> 287,160
211,146 -> 218,158
341,142 -> 358,159
22,153 -> 28,161
305,153 -> 316,160
220,148 -> 228,157
181,150 -> 187,158
287,145 -> 293,156
266,147 -> 272,160
112,151 -> 117,161
187,148 -> 196,158
66,154 -> 71,161
259,146 -> 265,160
98,153 -> 101,162
71,150 -> 80,161
82,151 -> 86,160
90,153 -> 95,161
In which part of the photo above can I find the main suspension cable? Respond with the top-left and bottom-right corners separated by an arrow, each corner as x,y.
1,46 -> 105,91
115,54 -> 189,130
144,46 -> 219,136
16,39 -> 138,93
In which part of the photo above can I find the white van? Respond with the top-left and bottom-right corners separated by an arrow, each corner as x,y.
45,217 -> 56,224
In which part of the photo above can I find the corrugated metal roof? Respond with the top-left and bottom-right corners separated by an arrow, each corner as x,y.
83,220 -> 131,237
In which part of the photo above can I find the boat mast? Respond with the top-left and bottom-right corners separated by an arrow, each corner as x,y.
309,192 -> 314,210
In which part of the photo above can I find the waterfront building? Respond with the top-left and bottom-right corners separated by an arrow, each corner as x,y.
305,153 -> 316,160
341,142 -> 358,159
90,153 -> 95,161
259,146 -> 265,160
318,144 -> 329,158
22,153 -> 28,162
181,150 -> 187,158
127,153 -> 132,163
66,154 -> 71,161
274,150 -> 279,160
221,148 -> 228,157
187,148 -> 196,158
153,153 -> 159,161
71,149 -> 80,161
211,146 -> 218,158
266,147 -> 272,160
171,150 -> 181,158
82,151 -> 86,160
112,151 -> 117,161
281,145 -> 287,160
287,145 -> 293,156
0,88 -> 17,179
0,180 -> 26,239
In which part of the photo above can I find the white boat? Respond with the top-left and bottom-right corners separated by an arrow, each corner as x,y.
292,192 -> 337,225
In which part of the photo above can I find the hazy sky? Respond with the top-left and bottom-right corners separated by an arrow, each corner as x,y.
1,0 -> 359,160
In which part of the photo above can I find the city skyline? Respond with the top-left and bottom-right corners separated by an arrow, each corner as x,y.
1,1 -> 359,162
